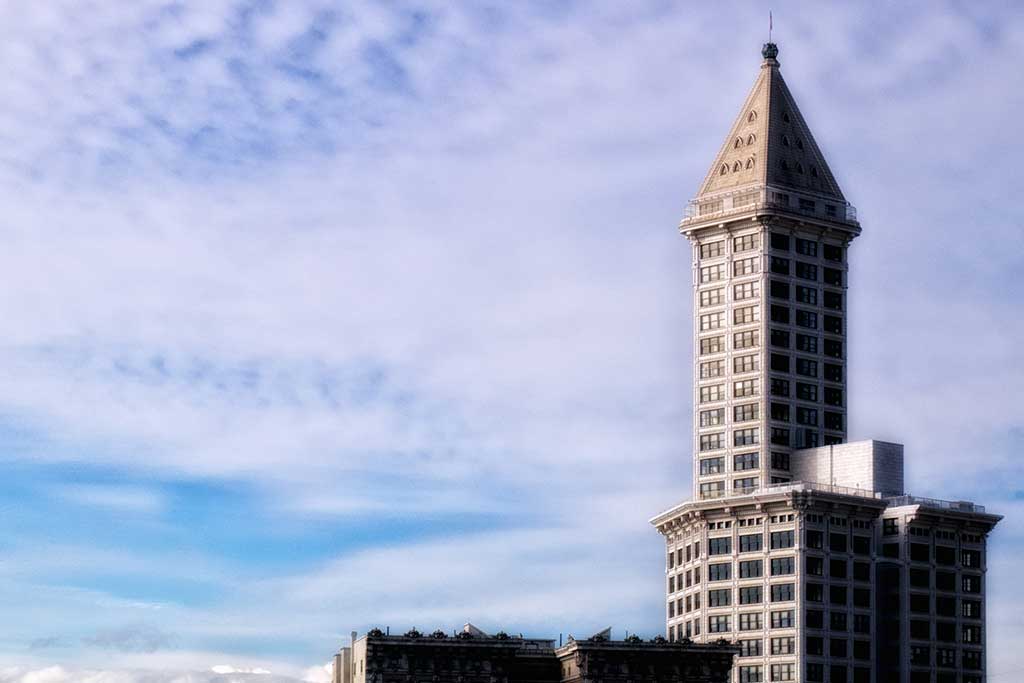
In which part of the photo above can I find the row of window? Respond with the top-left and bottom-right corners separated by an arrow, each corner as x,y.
698,305 -> 761,330
698,282 -> 760,307
911,644 -> 984,667
698,330 -> 760,354
771,280 -> 843,309
698,234 -> 844,264
699,381 -> 761,403
909,619 -> 984,645
708,608 -> 797,633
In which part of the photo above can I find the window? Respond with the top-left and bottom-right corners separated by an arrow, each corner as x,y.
739,639 -> 763,657
829,533 -> 847,553
797,407 -> 818,426
824,291 -> 843,310
770,305 -> 790,324
963,625 -> 982,644
796,382 -> 818,401
806,583 -> 823,602
824,339 -> 842,358
740,559 -> 763,578
733,429 -> 759,448
700,264 -> 725,283
770,353 -> 790,372
734,331 -> 759,349
824,267 -> 842,286
700,481 -> 725,498
700,361 -> 725,379
909,568 -> 929,588
740,586 -> 763,604
739,612 -> 763,631
795,238 -> 818,257
700,336 -> 724,355
830,612 -> 847,632
852,614 -> 869,634
734,477 -> 759,493
806,530 -> 823,549
734,378 -> 759,397
823,315 -> 842,334
962,600 -> 982,619
770,256 -> 790,275
708,562 -> 732,581
910,645 -> 930,666
910,543 -> 930,562
936,571 -> 956,591
770,280 -> 790,299
708,588 -> 731,607
735,452 -> 759,470
830,585 -> 847,606
770,233 -> 790,250
796,286 -> 817,305
852,536 -> 870,556
771,452 -> 790,470
771,637 -> 795,655
735,282 -> 760,300
795,310 -> 818,329
806,610 -> 824,629
962,549 -> 981,568
963,650 -> 982,670
699,433 -> 725,452
771,610 -> 794,628
771,329 -> 790,348
734,402 -> 759,422
936,621 -> 956,642
771,557 -> 795,575
823,244 -> 843,262
824,363 -> 843,382
853,640 -> 870,661
700,457 -> 725,475
734,234 -> 760,252
708,615 -> 731,633
734,354 -> 759,373
830,558 -> 847,578
700,241 -> 725,259
735,257 -> 759,276
699,288 -> 724,307
709,537 -> 732,555
962,575 -> 981,593
740,534 -> 763,552
735,305 -> 760,325
770,663 -> 794,681
771,378 -> 790,396
795,262 -> 818,280
796,358 -> 819,378
699,385 -> 725,403
739,666 -> 764,683
824,411 -> 843,431
700,312 -> 725,331
830,639 -> 847,658
936,648 -> 956,667
796,334 -> 818,353
700,407 -> 725,426
806,663 -> 823,683
771,530 -> 795,549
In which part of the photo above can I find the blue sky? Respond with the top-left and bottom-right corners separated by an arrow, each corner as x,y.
0,1 -> 1022,681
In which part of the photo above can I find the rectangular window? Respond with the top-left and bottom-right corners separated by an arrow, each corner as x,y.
700,241 -> 725,259
806,583 -> 824,602
700,481 -> 725,499
734,451 -> 759,470
795,262 -> 818,281
824,411 -> 844,431
796,334 -> 818,353
700,312 -> 725,331
795,310 -> 818,329
734,257 -> 759,276
830,533 -> 847,553
796,382 -> 818,401
962,575 -> 981,593
806,610 -> 824,629
739,612 -> 763,631
734,403 -> 759,422
700,288 -> 725,307
771,636 -> 795,655
962,549 -> 981,568
798,198 -> 816,213
771,232 -> 790,249
770,256 -> 790,275
795,238 -> 818,257
735,305 -> 760,325
739,666 -> 763,683
824,291 -> 843,310
770,353 -> 790,372
823,244 -> 843,262
770,304 -> 789,323
734,330 -> 759,349
734,477 -> 759,493
734,428 -> 759,446
700,336 -> 724,355
735,281 -> 760,300
708,588 -> 731,607
770,427 -> 790,446
771,583 -> 794,602
771,557 -> 795,575
708,562 -> 732,581
830,585 -> 847,606
734,234 -> 760,252
824,339 -> 842,358
739,639 -> 763,657
708,615 -> 731,633
770,378 -> 790,397
734,354 -> 759,373
824,363 -> 842,382
700,407 -> 725,426
740,559 -> 763,577
823,315 -> 842,334
699,433 -> 725,451
700,264 -> 725,283
824,387 -> 843,406
700,360 -> 725,379
795,286 -> 817,305
823,267 -> 842,286
741,585 -> 765,606
770,664 -> 794,682
770,280 -> 789,299
771,530 -> 795,549
739,534 -> 763,553
806,556 -> 824,576
771,610 -> 794,629
708,537 -> 732,555
771,452 -> 790,470
734,379 -> 759,398
830,612 -> 848,632
770,402 -> 790,421
770,329 -> 790,349
796,407 -> 818,426
700,457 -> 725,475
701,385 -> 726,403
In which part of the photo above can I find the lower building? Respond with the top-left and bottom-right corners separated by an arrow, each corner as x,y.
333,625 -> 738,683
651,441 -> 1001,683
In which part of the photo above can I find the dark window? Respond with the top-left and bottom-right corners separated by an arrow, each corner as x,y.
796,286 -> 817,305
824,290 -> 843,310
882,542 -> 899,558
740,559 -> 763,578
882,518 -> 898,536
936,621 -> 956,642
935,546 -> 955,565
708,562 -> 731,581
770,280 -> 790,299
910,593 -> 930,613
771,233 -> 791,250
771,583 -> 794,602
909,568 -> 930,588
771,354 -> 791,372
807,663 -> 823,682
796,382 -> 818,401
771,329 -> 791,348
771,452 -> 790,470
853,614 -> 870,634
830,558 -> 847,578
825,387 -> 843,406
829,665 -> 846,683
740,586 -> 762,604
824,411 -> 844,431
797,407 -> 818,426
708,588 -> 731,607
771,557 -> 795,575
771,610 -> 794,628
824,363 -> 843,382
795,310 -> 818,329
853,561 -> 870,581
962,574 -> 981,593
807,530 -> 824,549
829,585 -> 847,606
910,620 -> 930,639
770,305 -> 790,323
830,612 -> 847,631
910,645 -> 930,665
830,533 -> 847,553
824,315 -> 842,334
709,537 -> 732,555
806,583 -> 824,602
771,257 -> 790,275
796,238 -> 818,257
830,639 -> 847,657
771,427 -> 791,446
936,571 -> 956,591
796,333 -> 818,353
823,267 -> 842,286
853,588 -> 870,608
823,244 -> 843,262
771,403 -> 791,422
771,530 -> 795,549
962,549 -> 982,568
796,358 -> 818,377
796,262 -> 818,281
739,534 -> 763,553
824,339 -> 842,358
936,596 -> 956,617
910,543 -> 930,562
806,610 -> 824,629
771,378 -> 790,396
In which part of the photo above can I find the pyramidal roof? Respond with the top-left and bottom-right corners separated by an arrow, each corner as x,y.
694,43 -> 845,202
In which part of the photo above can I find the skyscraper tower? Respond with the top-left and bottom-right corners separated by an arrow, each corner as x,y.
681,42 -> 858,502
652,43 -> 1000,683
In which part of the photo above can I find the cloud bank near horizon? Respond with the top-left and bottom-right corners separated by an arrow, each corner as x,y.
0,1 -> 1022,680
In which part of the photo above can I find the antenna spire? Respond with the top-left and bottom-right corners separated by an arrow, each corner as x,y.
769,10 -> 773,43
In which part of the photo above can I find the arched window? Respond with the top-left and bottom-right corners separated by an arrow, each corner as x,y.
748,111 -> 757,122
780,159 -> 790,171
782,112 -> 791,123
734,138 -> 743,149
782,135 -> 790,147
810,166 -> 819,178
796,139 -> 804,150
746,157 -> 755,169
796,163 -> 804,174
733,161 -> 742,172
720,164 -> 729,175
747,134 -> 756,145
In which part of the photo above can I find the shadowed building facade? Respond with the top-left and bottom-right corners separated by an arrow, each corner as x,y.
653,43 -> 1001,683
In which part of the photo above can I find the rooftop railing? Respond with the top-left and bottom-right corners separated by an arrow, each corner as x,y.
699,480 -> 882,502
885,495 -> 985,514
681,187 -> 858,226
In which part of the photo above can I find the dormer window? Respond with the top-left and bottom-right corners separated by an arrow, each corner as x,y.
748,111 -> 757,122
733,161 -> 742,172
810,167 -> 819,178
734,138 -> 743,149
780,160 -> 790,171
747,134 -> 756,145
796,163 -> 804,174
720,164 -> 729,175
746,157 -> 755,169
782,135 -> 790,147
796,139 -> 804,150
782,111 -> 791,123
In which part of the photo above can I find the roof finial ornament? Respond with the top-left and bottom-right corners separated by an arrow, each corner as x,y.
762,10 -> 779,61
